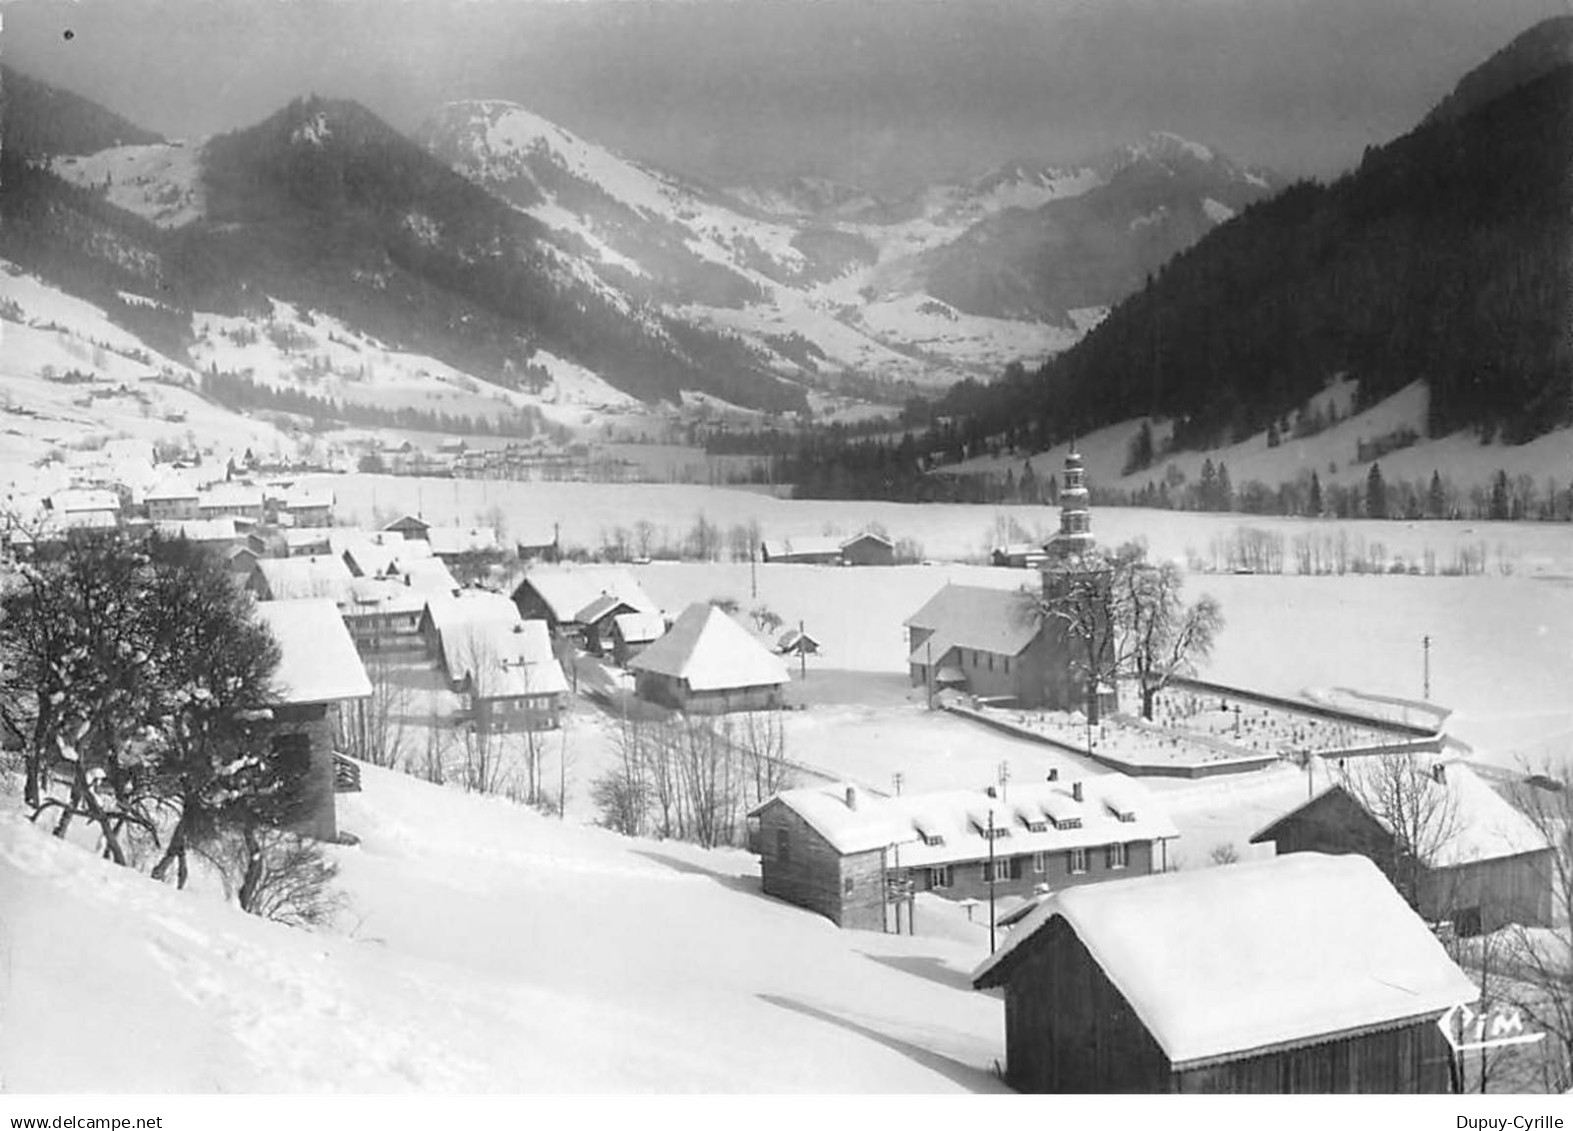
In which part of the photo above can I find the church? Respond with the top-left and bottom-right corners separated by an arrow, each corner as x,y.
905,450 -> 1116,716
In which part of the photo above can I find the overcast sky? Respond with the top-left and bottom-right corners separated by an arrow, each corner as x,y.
4,0 -> 1566,195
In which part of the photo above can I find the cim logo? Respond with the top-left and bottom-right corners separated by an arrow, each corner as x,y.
1438,1002 -> 1546,1054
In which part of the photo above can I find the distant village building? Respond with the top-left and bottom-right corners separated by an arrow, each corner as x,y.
154,517 -> 241,552
335,530 -> 436,579
776,627 -> 820,657
750,776 -> 1176,930
382,514 -> 431,541
629,602 -> 790,713
992,543 -> 1048,570
1250,760 -> 1553,933
253,599 -> 374,842
577,593 -> 643,656
281,527 -> 334,558
760,536 -> 843,565
515,524 -> 561,562
277,485 -> 334,528
144,480 -> 201,522
425,525 -> 500,564
971,854 -> 1477,1094
839,531 -> 895,567
340,578 -> 430,654
418,589 -> 523,676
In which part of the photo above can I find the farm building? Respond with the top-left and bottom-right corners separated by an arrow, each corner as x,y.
511,566 -> 659,639
750,776 -> 1177,930
426,525 -> 500,561
760,536 -> 843,565
1249,759 -> 1553,933
453,619 -> 570,733
576,593 -> 643,655
247,555 -> 355,606
253,599 -> 374,842
383,514 -> 431,541
840,531 -> 895,566
515,525 -> 561,562
971,854 -> 1478,1094
629,602 -> 789,713
609,611 -> 666,667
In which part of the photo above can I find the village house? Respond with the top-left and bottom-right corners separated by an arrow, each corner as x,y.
776,627 -> 820,658
971,854 -> 1478,1093
992,542 -> 1049,569
840,531 -> 896,566
749,775 -> 1177,931
281,527 -> 335,558
198,482 -> 264,522
334,530 -> 437,579
760,536 -> 843,565
277,484 -> 335,527
45,488 -> 121,529
154,517 -> 241,553
1249,759 -> 1553,933
629,602 -> 789,713
515,524 -> 561,562
144,479 -> 201,522
340,577 -> 430,653
246,555 -> 355,606
511,566 -> 659,641
453,619 -> 570,733
418,589 -> 524,676
253,598 -> 374,842
576,593 -> 643,656
425,525 -> 501,566
609,610 -> 666,667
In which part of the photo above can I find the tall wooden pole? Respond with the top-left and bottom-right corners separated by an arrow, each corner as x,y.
988,808 -> 997,954
1423,635 -> 1432,700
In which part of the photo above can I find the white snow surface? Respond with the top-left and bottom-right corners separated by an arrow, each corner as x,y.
974,853 -> 1477,1067
253,599 -> 373,705
0,763 -> 1006,1091
51,143 -> 207,228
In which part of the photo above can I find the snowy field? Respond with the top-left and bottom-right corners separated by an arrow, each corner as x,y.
0,764 -> 1008,1092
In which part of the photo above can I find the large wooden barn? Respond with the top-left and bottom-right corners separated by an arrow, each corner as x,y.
972,854 -> 1477,1093
1250,759 -> 1553,933
629,602 -> 789,713
749,776 -> 1178,930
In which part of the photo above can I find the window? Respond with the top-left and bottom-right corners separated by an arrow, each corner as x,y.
978,825 -> 1010,840
1027,820 -> 1048,833
843,876 -> 855,896
987,859 -> 1012,883
775,828 -> 790,864
1107,843 -> 1128,870
922,833 -> 945,847
1032,852 -> 1045,874
1069,848 -> 1088,875
930,865 -> 952,889
987,653 -> 994,672
1003,657 -> 1011,675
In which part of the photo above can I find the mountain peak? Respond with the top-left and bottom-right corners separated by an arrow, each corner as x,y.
1424,15 -> 1573,126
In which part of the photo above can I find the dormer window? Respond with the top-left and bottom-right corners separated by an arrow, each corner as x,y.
977,825 -> 1010,840
922,833 -> 945,847
1027,821 -> 1048,834
1053,816 -> 1082,831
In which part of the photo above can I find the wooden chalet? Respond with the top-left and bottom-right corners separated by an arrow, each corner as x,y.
278,485 -> 334,528
971,854 -> 1478,1093
425,525 -> 500,562
281,527 -> 334,558
511,566 -> 659,640
46,489 -> 120,529
254,599 -> 374,842
198,482 -> 264,521
840,531 -> 895,566
454,619 -> 570,733
144,479 -> 201,522
418,589 -> 523,675
629,602 -> 789,713
749,775 -> 1177,931
760,536 -> 843,565
341,577 -> 429,653
1250,760 -> 1553,933
609,611 -> 666,667
577,593 -> 641,655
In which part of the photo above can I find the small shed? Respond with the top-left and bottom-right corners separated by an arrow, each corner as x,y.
629,602 -> 789,713
760,536 -> 843,565
610,611 -> 666,667
383,514 -> 431,542
776,627 -> 821,657
972,854 -> 1477,1094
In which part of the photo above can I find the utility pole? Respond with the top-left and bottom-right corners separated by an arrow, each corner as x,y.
1423,635 -> 1432,700
998,761 -> 1010,803
892,771 -> 903,797
988,808 -> 997,954
798,620 -> 807,680
926,640 -> 934,710
750,547 -> 757,600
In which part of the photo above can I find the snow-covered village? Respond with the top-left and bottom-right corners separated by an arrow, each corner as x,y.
3,0 -> 1573,1121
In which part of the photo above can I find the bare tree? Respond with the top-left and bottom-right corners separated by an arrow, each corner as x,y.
1119,554 -> 1224,719
593,710 -> 650,836
335,651 -> 411,770
736,709 -> 794,809
1336,754 -> 1461,915
1033,549 -> 1124,722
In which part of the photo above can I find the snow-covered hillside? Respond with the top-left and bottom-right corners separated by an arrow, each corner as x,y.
51,142 -> 206,227
0,763 -> 1006,1091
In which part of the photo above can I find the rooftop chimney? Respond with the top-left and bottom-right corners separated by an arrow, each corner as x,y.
986,785 -> 997,799
845,785 -> 858,811
1072,781 -> 1084,802
1432,763 -> 1446,784
1047,769 -> 1059,782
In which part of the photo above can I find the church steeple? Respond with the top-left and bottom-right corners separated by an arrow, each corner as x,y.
1054,447 -> 1094,554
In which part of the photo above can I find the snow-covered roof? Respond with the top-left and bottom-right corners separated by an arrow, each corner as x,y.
426,526 -> 499,556
612,611 -> 666,645
343,577 -> 428,617
463,619 -> 570,700
251,556 -> 355,604
629,603 -> 789,691
904,584 -> 1040,659
47,488 -> 120,514
382,514 -> 430,532
762,536 -> 843,559
199,483 -> 264,510
399,557 -> 459,594
423,590 -> 523,679
758,776 -> 1176,865
578,592 -> 638,626
1251,759 -> 1549,868
841,531 -> 893,549
154,517 -> 238,543
282,486 -> 334,511
515,566 -> 658,624
281,527 -> 334,549
144,477 -> 200,502
254,598 -> 372,704
973,854 -> 1478,1068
